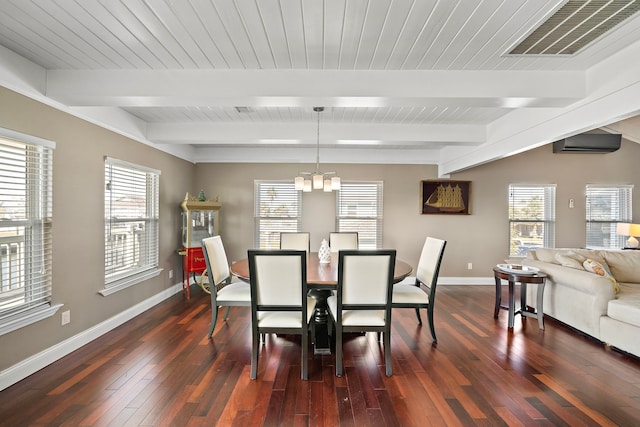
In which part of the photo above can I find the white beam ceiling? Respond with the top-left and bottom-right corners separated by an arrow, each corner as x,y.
0,0 -> 639,174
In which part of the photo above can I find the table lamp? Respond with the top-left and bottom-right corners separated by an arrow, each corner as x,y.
616,222 -> 640,248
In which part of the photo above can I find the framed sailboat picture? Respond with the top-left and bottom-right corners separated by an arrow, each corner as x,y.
421,180 -> 471,215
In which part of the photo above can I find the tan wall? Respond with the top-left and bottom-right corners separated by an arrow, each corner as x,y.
0,87 -> 194,370
196,141 -> 640,278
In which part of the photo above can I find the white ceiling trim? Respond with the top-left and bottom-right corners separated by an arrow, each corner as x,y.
438,39 -> 640,174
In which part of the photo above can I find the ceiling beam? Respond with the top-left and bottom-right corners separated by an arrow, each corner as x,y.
146,122 -> 485,145
45,69 -> 584,109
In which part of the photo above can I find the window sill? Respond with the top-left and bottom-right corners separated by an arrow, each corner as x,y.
0,303 -> 63,336
99,268 -> 163,296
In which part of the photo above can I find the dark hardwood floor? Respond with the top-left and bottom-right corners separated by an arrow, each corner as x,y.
2,284 -> 640,426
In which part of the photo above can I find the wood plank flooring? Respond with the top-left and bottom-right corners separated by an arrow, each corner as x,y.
1,285 -> 640,426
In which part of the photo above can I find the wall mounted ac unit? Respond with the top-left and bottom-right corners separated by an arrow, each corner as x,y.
552,134 -> 621,153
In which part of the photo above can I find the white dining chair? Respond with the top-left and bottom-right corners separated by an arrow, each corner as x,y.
327,249 -> 396,377
202,236 -> 251,338
248,249 -> 316,380
329,232 -> 359,252
279,232 -> 310,252
392,237 -> 446,342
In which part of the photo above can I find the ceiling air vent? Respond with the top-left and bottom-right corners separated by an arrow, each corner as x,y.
552,133 -> 621,153
509,0 -> 640,55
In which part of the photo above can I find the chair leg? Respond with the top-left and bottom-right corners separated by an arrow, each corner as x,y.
414,307 -> 423,324
427,306 -> 437,343
208,306 -> 219,338
301,328 -> 309,380
223,306 -> 231,321
251,328 -> 259,379
383,329 -> 392,376
335,327 -> 343,377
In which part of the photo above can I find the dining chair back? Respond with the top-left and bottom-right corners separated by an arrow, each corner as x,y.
279,232 -> 310,252
248,249 -> 316,380
392,237 -> 446,342
329,232 -> 359,252
327,249 -> 396,376
202,236 -> 251,338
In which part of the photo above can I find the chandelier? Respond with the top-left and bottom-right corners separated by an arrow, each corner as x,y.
294,107 -> 341,192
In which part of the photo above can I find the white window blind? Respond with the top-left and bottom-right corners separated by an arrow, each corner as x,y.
508,184 -> 556,256
0,133 -> 54,324
254,181 -> 301,249
104,157 -> 160,290
336,181 -> 383,249
586,184 -> 633,249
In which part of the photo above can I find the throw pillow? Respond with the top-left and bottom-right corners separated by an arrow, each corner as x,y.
583,258 -> 620,293
602,251 -> 640,283
555,251 -> 586,270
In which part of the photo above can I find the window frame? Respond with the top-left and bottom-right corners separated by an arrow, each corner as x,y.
0,127 -> 60,336
508,184 -> 556,257
102,157 -> 161,296
335,181 -> 384,249
585,184 -> 633,249
254,180 -> 302,249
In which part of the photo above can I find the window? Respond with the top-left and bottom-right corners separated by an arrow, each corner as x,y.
586,184 -> 633,249
336,181 -> 383,249
254,181 -> 301,249
104,157 -> 160,295
508,184 -> 556,257
0,128 -> 57,336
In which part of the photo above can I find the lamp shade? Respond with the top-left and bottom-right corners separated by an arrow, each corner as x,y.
617,222 -> 640,248
629,223 -> 640,237
331,176 -> 341,190
313,174 -> 323,189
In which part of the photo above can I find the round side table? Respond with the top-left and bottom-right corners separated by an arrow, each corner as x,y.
493,267 -> 547,330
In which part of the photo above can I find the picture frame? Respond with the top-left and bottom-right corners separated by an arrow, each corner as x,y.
421,180 -> 471,215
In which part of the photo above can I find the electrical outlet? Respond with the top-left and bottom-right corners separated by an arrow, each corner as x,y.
467,262 -> 473,270
169,269 -> 174,279
61,310 -> 70,325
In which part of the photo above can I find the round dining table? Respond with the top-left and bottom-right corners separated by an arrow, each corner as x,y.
230,252 -> 412,355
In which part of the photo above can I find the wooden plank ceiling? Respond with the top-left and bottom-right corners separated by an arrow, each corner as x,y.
0,0 -> 639,170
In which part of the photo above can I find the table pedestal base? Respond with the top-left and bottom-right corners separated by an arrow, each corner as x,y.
309,289 -> 332,355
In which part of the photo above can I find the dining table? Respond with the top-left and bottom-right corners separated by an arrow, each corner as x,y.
230,251 -> 412,355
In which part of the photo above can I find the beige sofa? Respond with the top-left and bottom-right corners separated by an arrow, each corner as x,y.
521,248 -> 640,358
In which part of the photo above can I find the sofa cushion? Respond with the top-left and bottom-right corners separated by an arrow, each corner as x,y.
602,251 -> 640,283
532,248 -> 605,265
607,283 -> 640,328
533,248 -> 560,263
571,249 -> 607,264
555,250 -> 586,269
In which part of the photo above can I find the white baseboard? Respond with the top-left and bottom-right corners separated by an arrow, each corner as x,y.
0,282 -> 183,392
